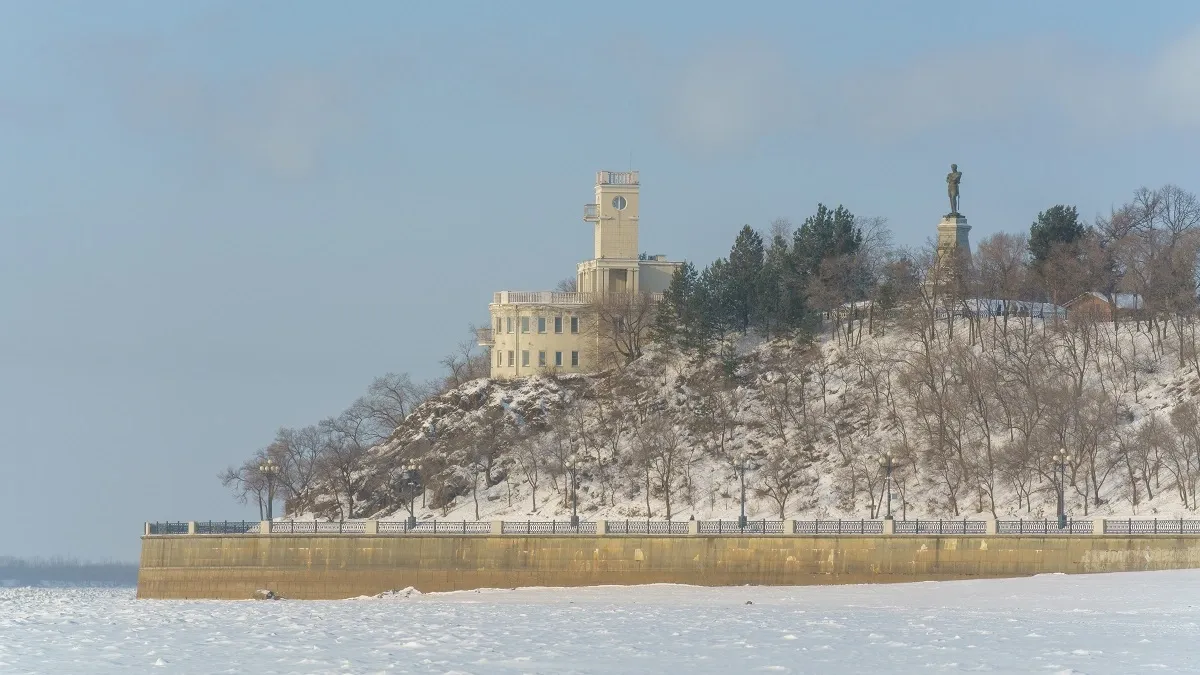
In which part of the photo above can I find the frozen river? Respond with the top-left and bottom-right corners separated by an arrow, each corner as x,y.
3,570 -> 1199,674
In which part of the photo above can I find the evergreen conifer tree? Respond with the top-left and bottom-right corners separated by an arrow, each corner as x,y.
1028,205 -> 1085,265
726,226 -> 765,334
651,261 -> 698,349
791,204 -> 861,277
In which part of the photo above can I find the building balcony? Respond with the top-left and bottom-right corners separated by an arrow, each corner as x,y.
476,327 -> 494,346
493,291 -> 593,306
491,291 -> 664,306
596,170 -> 638,186
583,203 -> 599,222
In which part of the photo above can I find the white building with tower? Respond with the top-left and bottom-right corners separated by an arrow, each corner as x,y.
477,170 -> 682,380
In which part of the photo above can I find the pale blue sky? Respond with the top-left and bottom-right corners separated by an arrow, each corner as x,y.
3,1 -> 1199,560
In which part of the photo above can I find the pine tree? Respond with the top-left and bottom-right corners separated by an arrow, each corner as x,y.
686,261 -> 730,355
774,204 -> 861,329
1028,205 -> 1085,265
726,225 -> 765,334
791,204 -> 862,277
754,231 -> 790,335
652,262 -> 698,349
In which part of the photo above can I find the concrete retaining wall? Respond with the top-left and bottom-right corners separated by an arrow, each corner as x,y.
136,534 -> 1200,599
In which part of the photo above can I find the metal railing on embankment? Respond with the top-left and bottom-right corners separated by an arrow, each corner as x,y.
144,518 -> 1200,537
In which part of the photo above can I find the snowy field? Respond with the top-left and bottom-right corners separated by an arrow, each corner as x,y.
3,571 -> 1199,674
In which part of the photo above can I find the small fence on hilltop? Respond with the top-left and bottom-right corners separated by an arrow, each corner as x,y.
146,517 -> 1200,537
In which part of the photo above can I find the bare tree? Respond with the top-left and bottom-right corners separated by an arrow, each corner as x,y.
271,425 -> 325,512
585,291 -> 657,369
686,368 -> 744,464
218,451 -> 272,519
318,405 -> 376,520
361,373 -> 421,440
634,415 -> 684,520
589,376 -> 633,507
1169,401 -> 1200,509
755,448 -> 810,519
974,232 -> 1028,328
514,432 -> 552,512
471,406 -> 512,488
441,333 -> 490,391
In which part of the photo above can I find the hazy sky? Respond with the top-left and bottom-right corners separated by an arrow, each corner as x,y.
3,1 -> 1200,561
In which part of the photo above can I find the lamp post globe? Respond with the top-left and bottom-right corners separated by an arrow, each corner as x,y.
737,452 -> 748,529
878,452 -> 895,520
568,453 -> 579,527
403,462 -> 419,530
1053,449 -> 1072,530
258,458 -> 279,521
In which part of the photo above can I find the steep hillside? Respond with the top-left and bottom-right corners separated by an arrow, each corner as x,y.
297,312 -> 1200,524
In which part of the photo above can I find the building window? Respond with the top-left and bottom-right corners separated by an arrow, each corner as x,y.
554,316 -> 563,333
495,317 -> 502,333
521,350 -> 530,367
555,351 -> 563,367
507,350 -> 514,366
570,351 -> 579,367
537,317 -> 546,333
521,317 -> 530,333
538,351 -> 546,367
506,317 -> 513,334
496,351 -> 502,366
570,316 -> 579,334
613,316 -> 626,333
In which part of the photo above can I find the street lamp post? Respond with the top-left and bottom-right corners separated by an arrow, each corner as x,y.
1054,449 -> 1073,530
568,453 -> 579,527
737,452 -> 748,529
258,458 -> 279,521
878,452 -> 896,520
400,462 -> 420,530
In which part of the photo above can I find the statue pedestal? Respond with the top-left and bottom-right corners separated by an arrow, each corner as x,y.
931,214 -> 971,288
936,214 -> 971,253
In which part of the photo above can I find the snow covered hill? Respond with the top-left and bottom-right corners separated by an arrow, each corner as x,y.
294,312 -> 1200,525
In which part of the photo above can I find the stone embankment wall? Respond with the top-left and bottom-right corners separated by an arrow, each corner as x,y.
137,534 -> 1200,600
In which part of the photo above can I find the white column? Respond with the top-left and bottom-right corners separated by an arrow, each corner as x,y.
595,520 -> 607,536
687,520 -> 699,535
1093,519 -> 1106,535
882,519 -> 895,536
985,519 -> 998,535
363,520 -> 378,535
260,520 -> 271,535
187,521 -> 197,535
490,521 -> 503,535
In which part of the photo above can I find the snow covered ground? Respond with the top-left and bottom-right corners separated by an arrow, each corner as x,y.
333,315 -> 1200,529
3,571 -> 1199,674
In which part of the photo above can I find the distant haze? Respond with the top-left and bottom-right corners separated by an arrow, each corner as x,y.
2,1 -> 1200,561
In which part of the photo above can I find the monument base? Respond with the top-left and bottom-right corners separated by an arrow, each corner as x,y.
930,214 -> 971,287
936,213 -> 971,252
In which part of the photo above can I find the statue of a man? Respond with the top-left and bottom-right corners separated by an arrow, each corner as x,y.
946,163 -> 963,215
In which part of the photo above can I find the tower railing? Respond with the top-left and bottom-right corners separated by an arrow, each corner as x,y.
596,170 -> 638,186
